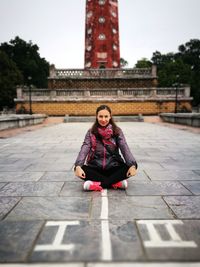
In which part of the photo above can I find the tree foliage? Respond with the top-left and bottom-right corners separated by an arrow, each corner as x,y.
120,57 -> 128,68
151,39 -> 200,105
0,36 -> 49,88
0,36 -> 49,110
135,58 -> 152,68
0,51 -> 23,109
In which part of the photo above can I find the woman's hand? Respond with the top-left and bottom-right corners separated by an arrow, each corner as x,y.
74,166 -> 86,179
126,166 -> 137,177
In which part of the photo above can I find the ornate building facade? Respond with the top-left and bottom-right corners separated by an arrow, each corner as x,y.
85,0 -> 120,69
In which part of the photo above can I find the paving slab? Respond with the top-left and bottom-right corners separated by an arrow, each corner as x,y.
0,172 -> 44,182
163,196 -> 200,219
5,197 -> 91,221
0,182 -> 64,197
60,181 -> 96,197
194,170 -> 200,176
130,170 -> 150,181
0,220 -> 43,262
126,181 -> 192,196
138,162 -> 165,170
109,220 -> 144,261
161,162 -> 200,171
0,183 -> 6,190
31,220 -> 102,262
0,197 -> 21,219
0,163 -> 31,172
181,181 -> 200,195
25,162 -> 71,172
137,220 -> 200,260
8,152 -> 45,159
145,170 -> 200,181
0,158 -> 19,164
92,196 -> 174,220
39,171 -> 76,182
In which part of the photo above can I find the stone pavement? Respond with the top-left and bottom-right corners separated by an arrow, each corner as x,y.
0,121 -> 200,266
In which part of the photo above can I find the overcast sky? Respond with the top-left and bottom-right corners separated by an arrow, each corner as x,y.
0,0 -> 200,69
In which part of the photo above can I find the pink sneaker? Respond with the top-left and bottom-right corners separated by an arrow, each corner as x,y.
112,179 -> 128,189
83,180 -> 103,191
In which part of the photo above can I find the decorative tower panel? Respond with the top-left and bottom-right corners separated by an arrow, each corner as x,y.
85,0 -> 120,69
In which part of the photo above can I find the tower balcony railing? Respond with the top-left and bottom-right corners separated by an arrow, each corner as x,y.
49,66 -> 157,79
16,87 -> 191,101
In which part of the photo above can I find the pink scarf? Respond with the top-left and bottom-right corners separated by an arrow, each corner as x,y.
88,124 -> 116,164
97,124 -> 116,146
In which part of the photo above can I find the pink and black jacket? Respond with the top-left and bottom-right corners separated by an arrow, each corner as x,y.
74,128 -> 138,170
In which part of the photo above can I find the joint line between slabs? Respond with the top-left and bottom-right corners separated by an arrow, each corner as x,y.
100,189 -> 112,260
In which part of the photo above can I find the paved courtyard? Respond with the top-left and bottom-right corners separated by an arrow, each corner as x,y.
0,121 -> 200,266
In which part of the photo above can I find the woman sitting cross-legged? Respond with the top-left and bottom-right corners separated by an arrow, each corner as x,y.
74,105 -> 138,191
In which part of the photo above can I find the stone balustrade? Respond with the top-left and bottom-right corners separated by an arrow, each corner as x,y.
49,65 -> 156,79
16,87 -> 191,101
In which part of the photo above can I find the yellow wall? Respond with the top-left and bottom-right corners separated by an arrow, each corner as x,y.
16,101 -> 192,116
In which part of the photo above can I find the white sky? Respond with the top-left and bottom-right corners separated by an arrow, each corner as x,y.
0,0 -> 200,68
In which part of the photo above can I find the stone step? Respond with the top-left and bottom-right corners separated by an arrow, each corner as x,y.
63,115 -> 144,123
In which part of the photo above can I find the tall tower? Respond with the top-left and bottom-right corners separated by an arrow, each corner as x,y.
84,0 -> 120,69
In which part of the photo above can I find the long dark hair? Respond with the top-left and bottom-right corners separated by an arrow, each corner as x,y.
91,105 -> 120,136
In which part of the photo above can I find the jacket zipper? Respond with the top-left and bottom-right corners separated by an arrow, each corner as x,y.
103,145 -> 106,169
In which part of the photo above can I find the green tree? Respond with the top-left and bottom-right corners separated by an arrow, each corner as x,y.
157,58 -> 192,87
0,36 -> 49,88
151,40 -> 200,105
0,50 -> 23,109
152,50 -> 192,87
135,58 -> 152,68
120,58 -> 128,68
177,39 -> 200,105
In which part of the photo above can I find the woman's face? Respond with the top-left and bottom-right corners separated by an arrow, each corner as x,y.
97,109 -> 111,127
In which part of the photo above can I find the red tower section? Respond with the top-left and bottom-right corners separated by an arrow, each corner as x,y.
85,0 -> 120,69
